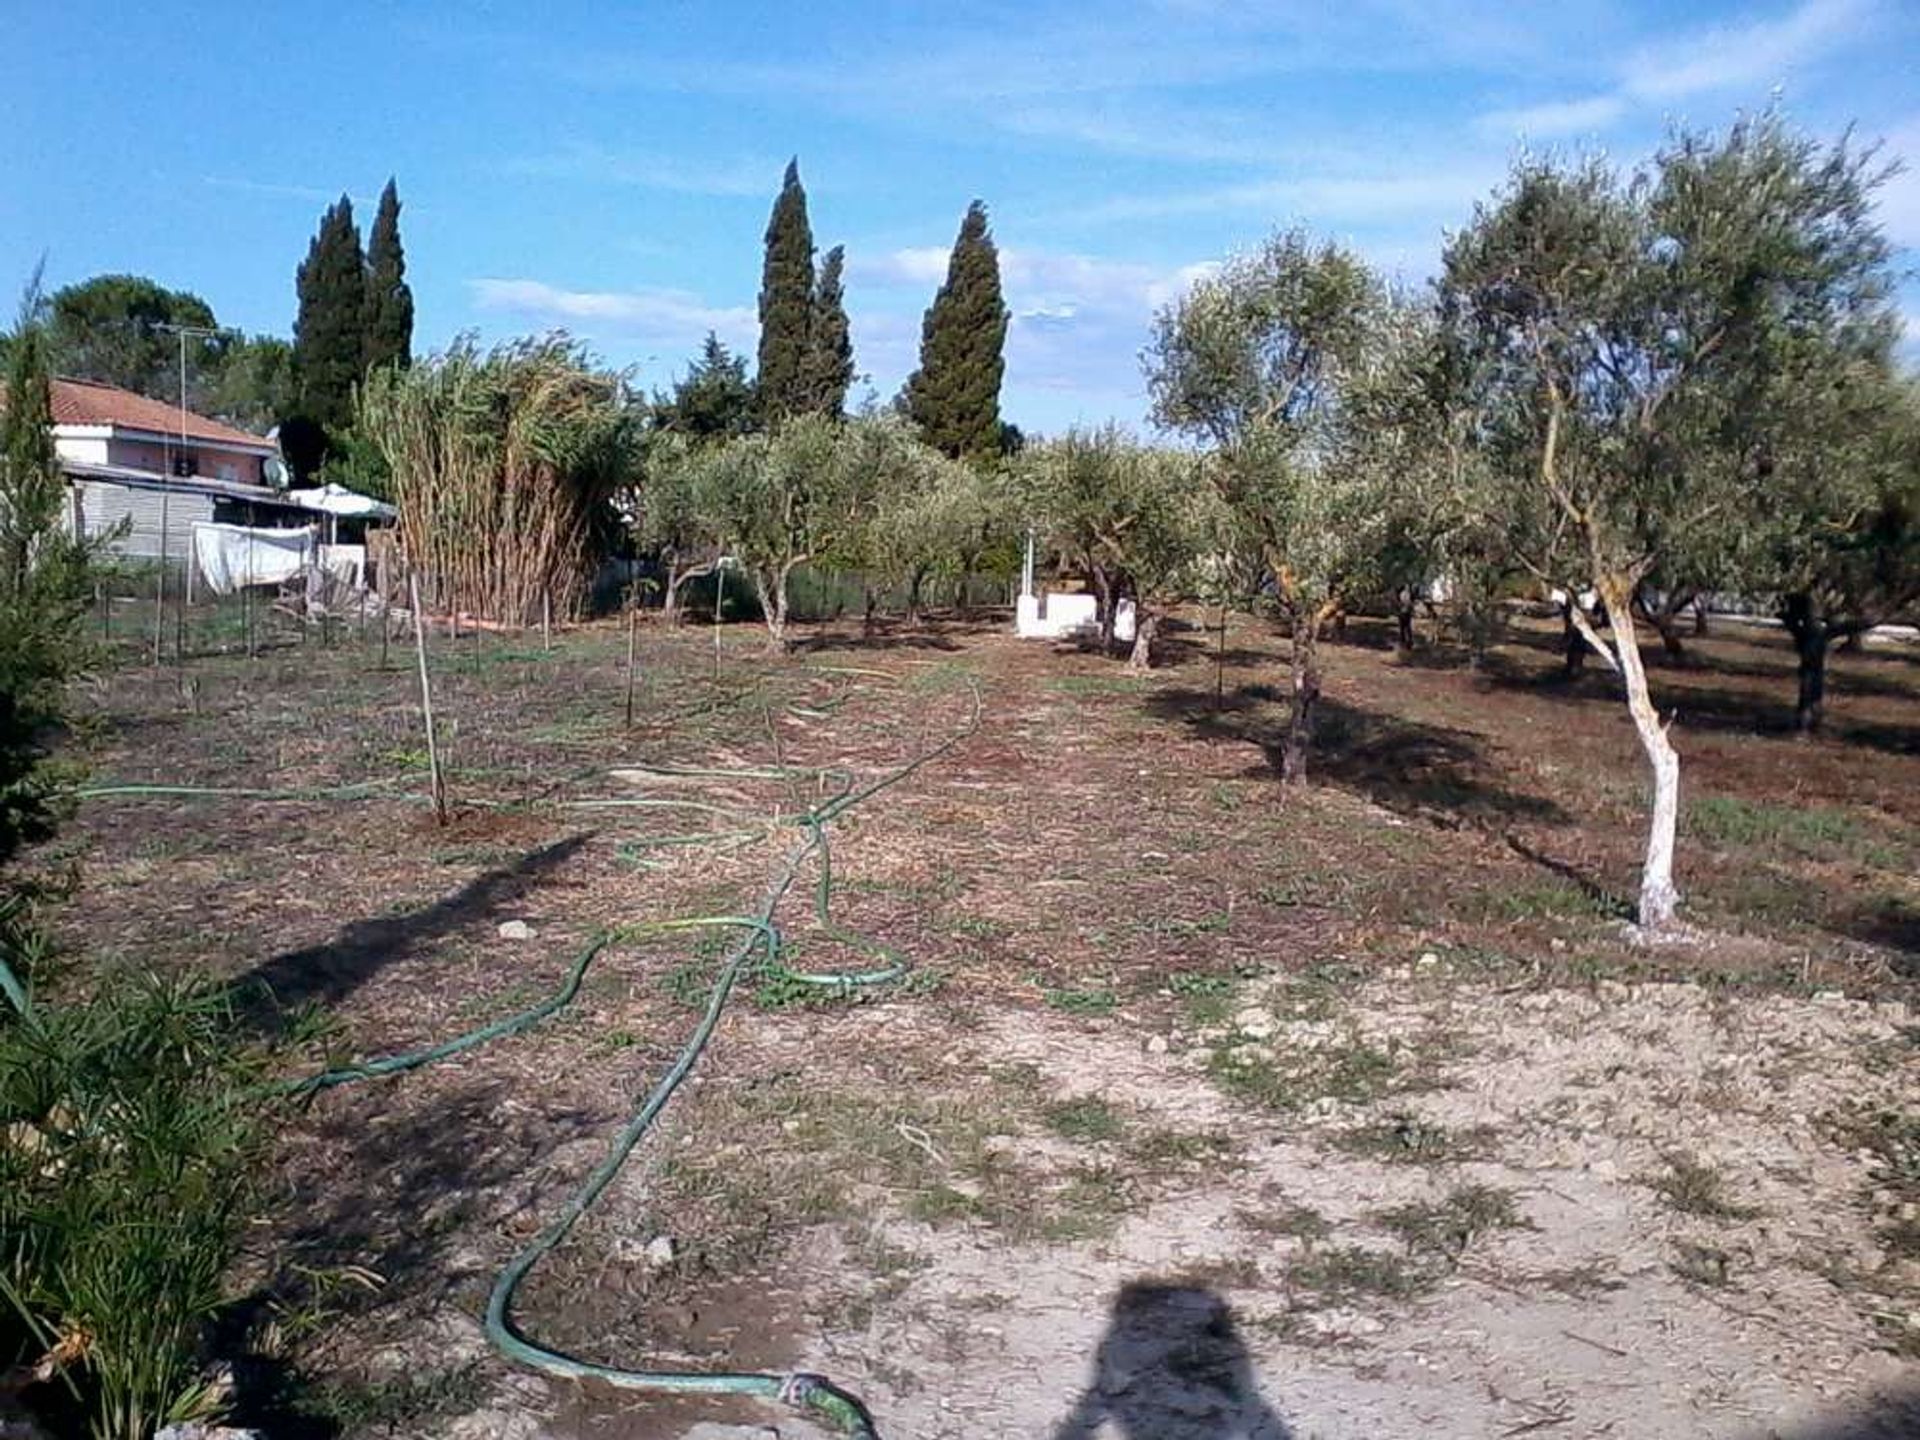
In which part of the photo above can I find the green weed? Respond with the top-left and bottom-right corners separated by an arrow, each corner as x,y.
1043,1097 -> 1126,1144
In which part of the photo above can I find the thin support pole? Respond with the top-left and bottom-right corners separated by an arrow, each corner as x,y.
1214,602 -> 1229,711
542,591 -> 552,653
712,564 -> 725,678
153,489 -> 170,666
409,570 -> 449,827
624,587 -> 640,730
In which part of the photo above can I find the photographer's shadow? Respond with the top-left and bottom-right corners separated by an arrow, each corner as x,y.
1052,1282 -> 1293,1439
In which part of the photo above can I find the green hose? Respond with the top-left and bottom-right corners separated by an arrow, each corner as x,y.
26,672 -> 981,1439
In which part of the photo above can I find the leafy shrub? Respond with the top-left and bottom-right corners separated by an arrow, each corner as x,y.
0,974 -> 265,1439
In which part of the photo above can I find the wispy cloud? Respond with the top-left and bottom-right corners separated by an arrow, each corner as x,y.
1621,0 -> 1873,102
1477,0 -> 1881,141
468,278 -> 756,363
502,143 -> 774,197
1874,115 -> 1920,248
1474,95 -> 1627,141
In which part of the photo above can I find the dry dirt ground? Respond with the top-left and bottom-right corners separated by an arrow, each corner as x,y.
45,606 -> 1920,1439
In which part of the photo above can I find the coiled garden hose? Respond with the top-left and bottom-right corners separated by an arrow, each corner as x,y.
21,671 -> 981,1440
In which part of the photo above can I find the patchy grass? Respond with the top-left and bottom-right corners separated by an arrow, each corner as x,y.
292,1363 -> 487,1434
1374,1183 -> 1529,1264
1208,1030 -> 1409,1112
1648,1153 -> 1761,1221
1166,970 -> 1237,1026
1687,794 -> 1908,868
1670,1240 -> 1738,1289
1043,1096 -> 1127,1144
1129,1125 -> 1237,1172
1332,1112 -> 1496,1166
1239,1200 -> 1332,1244
1287,1245 -> 1427,1302
1037,979 -> 1118,1016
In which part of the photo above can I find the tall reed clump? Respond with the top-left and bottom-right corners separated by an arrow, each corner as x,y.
0,975 -> 265,1439
360,334 -> 638,625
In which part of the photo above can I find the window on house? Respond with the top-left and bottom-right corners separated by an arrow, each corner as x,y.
172,451 -> 199,478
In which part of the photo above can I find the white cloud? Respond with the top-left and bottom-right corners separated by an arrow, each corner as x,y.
1622,0 -> 1873,102
1474,0 -> 1881,145
1873,116 -> 1920,248
467,279 -> 756,360
1475,95 -> 1627,141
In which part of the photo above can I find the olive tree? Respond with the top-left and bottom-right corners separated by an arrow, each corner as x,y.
691,415 -> 860,649
1017,426 -> 1217,669
631,431 -> 722,624
1763,362 -> 1918,731
1436,115 -> 1896,932
1146,230 -> 1390,780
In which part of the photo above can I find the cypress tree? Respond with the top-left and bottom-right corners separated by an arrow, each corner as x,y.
363,177 -> 414,374
802,244 -> 854,419
905,200 -> 1008,461
293,195 -> 367,432
756,159 -> 815,424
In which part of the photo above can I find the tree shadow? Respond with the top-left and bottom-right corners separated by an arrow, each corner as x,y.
1051,1282 -> 1292,1440
1504,832 -> 1634,919
217,1072 -> 606,1434
1765,1386 -> 1920,1439
1835,894 -> 1920,976
1147,686 -> 1569,828
1472,661 -> 1920,758
231,832 -> 593,1032
793,629 -> 962,654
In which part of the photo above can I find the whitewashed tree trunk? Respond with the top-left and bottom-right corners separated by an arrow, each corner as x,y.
1590,575 -> 1680,931
1127,609 -> 1158,671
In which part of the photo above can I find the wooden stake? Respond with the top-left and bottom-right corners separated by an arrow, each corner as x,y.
153,489 -> 170,666
1214,602 -> 1229,711
624,586 -> 640,730
542,590 -> 552,652
409,570 -> 449,826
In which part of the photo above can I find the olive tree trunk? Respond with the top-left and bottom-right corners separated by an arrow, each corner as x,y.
1582,574 -> 1681,932
754,560 -> 800,652
1126,608 -> 1158,672
1781,593 -> 1830,734
1279,605 -> 1335,786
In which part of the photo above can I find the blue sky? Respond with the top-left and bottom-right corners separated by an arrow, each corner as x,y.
4,0 -> 1917,435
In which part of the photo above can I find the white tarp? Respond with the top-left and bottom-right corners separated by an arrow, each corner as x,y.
285,483 -> 396,520
317,543 -> 366,589
191,522 -> 316,595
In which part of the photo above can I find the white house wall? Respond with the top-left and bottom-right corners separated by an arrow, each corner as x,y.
52,434 -> 110,466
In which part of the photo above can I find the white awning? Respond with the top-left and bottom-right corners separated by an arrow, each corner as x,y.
284,483 -> 397,521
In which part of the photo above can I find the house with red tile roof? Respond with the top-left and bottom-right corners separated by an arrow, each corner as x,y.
39,378 -> 300,561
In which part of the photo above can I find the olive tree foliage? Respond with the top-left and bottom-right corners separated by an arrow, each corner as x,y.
1146,229 -> 1391,781
687,414 -> 881,649
626,430 -> 719,624
1015,426 -> 1220,669
1435,115 -> 1896,932
1761,360 -> 1918,732
846,414 -> 991,626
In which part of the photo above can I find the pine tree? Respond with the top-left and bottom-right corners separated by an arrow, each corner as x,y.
0,276 -> 97,863
905,201 -> 1008,462
756,159 -> 815,424
363,178 -> 414,374
292,195 -> 367,432
802,244 -> 854,419
658,332 -> 754,440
